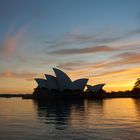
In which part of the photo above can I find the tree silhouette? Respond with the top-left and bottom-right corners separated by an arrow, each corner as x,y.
134,78 -> 140,89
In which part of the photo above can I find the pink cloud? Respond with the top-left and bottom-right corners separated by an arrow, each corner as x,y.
1,27 -> 26,57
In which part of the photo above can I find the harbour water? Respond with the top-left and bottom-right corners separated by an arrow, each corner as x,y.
0,98 -> 140,140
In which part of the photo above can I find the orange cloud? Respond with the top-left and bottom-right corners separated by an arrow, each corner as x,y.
0,70 -> 40,81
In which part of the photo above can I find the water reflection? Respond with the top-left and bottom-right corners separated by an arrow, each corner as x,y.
1,98 -> 140,139
34,98 -> 140,139
34,100 -> 85,127
132,98 -> 140,115
34,99 -> 105,128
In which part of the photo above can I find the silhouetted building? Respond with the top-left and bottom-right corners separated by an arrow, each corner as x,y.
35,68 -> 88,92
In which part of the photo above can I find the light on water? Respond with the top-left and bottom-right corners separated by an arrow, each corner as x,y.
0,98 -> 140,140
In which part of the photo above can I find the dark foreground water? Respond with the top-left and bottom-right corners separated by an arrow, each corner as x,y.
0,98 -> 140,140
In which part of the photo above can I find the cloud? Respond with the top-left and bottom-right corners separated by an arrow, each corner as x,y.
0,26 -> 26,57
56,51 -> 140,72
111,52 -> 140,66
127,28 -> 140,36
0,70 -> 39,81
57,60 -> 93,70
93,68 -> 131,77
50,45 -> 115,55
46,28 -> 140,49
110,40 -> 140,52
92,67 -> 140,86
88,52 -> 140,70
46,30 -> 105,49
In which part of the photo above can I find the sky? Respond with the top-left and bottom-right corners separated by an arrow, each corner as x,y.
0,0 -> 140,93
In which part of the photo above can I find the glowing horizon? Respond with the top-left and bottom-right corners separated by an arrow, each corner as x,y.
0,67 -> 139,94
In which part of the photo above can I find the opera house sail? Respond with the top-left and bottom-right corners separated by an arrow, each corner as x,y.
35,78 -> 48,88
86,84 -> 105,92
53,68 -> 72,91
45,74 -> 58,91
71,79 -> 88,91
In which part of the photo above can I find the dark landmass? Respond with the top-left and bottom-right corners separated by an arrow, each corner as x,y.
1,79 -> 140,100
0,90 -> 140,100
29,89 -> 140,100
0,94 -> 31,98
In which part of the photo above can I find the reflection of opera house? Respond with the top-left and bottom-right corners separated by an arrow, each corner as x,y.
33,68 -> 105,97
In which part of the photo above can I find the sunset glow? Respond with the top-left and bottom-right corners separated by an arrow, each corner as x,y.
0,0 -> 140,93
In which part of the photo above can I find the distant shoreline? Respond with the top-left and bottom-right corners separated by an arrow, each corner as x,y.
0,91 -> 140,99
0,94 -> 30,98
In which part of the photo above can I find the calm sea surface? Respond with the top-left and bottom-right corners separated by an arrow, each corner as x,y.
0,98 -> 140,140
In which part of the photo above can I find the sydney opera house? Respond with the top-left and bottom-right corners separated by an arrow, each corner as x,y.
33,68 -> 105,96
